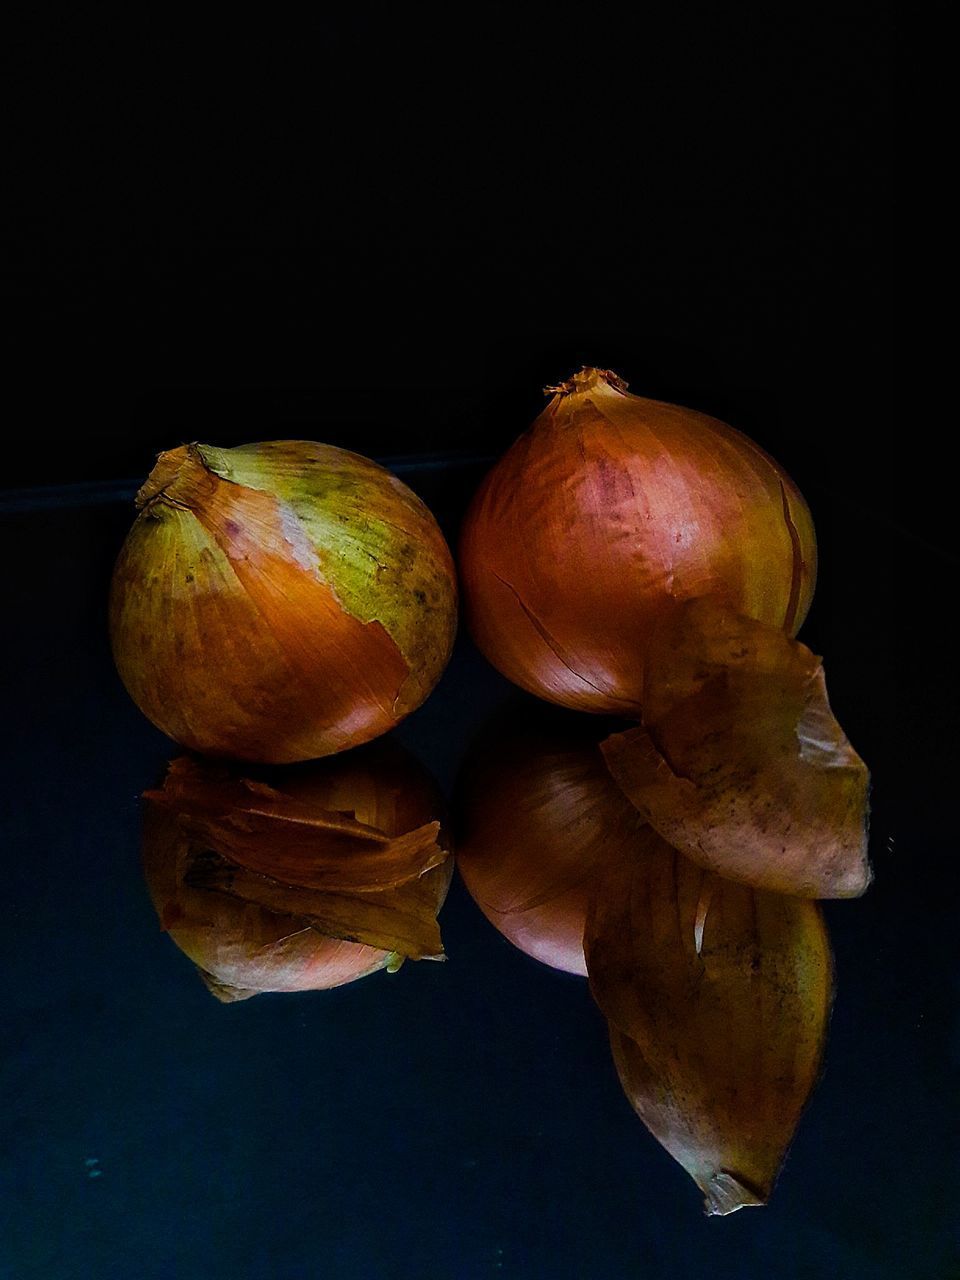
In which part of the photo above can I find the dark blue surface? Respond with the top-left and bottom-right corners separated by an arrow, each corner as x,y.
1,463 -> 955,1280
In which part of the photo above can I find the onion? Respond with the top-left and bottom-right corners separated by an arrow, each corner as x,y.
111,440 -> 458,762
455,706 -> 643,975
459,368 -> 816,714
142,739 -> 452,1001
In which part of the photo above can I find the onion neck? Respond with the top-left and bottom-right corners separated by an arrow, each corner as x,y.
543,366 -> 629,399
136,443 -> 231,513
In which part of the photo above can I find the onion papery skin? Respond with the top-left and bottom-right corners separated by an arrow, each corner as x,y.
111,440 -> 458,763
601,598 -> 871,899
585,833 -> 833,1214
143,738 -> 452,1000
459,368 -> 816,714
455,704 -> 645,976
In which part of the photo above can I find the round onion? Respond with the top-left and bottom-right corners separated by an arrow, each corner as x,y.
111,440 -> 458,762
459,368 -> 816,714
143,739 -> 452,1000
455,705 -> 644,976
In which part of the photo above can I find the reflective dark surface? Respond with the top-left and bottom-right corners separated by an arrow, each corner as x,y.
1,460 -> 955,1279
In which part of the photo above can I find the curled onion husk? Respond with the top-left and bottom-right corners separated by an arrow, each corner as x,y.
142,739 -> 452,1001
584,830 -> 833,1215
601,597 -> 871,898
459,368 -> 815,714
111,441 -> 458,763
455,705 -> 644,975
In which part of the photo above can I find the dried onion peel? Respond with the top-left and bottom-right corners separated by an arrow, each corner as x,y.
584,831 -> 833,1214
601,597 -> 871,898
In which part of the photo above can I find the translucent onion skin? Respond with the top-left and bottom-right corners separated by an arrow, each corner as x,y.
459,368 -> 816,714
111,440 -> 458,763
142,739 -> 452,1000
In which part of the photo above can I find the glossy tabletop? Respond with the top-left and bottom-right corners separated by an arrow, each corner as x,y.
1,459 -> 954,1280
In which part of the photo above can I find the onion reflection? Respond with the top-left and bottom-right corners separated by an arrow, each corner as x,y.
142,738 -> 452,1001
455,700 -> 834,1214
455,703 -> 642,976
585,828 -> 832,1215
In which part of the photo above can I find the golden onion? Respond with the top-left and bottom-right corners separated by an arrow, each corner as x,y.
459,368 -> 816,714
110,440 -> 457,762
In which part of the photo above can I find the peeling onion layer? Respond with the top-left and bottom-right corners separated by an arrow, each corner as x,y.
602,597 -> 871,898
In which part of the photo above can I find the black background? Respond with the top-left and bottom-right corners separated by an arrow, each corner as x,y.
6,12 -> 958,1280
5,10 -> 910,540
